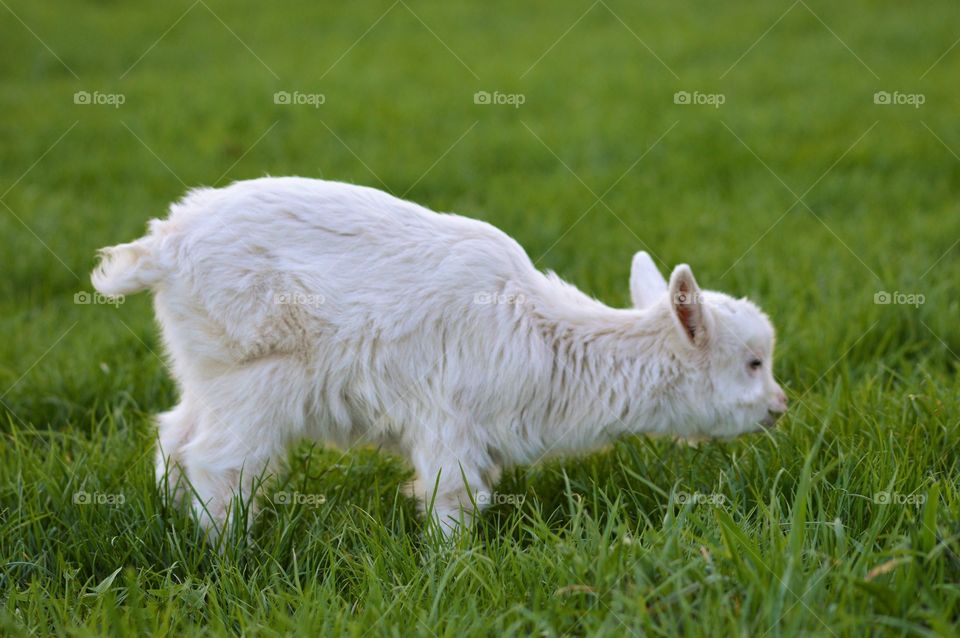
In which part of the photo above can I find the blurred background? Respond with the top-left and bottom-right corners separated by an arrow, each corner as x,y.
1,1 -> 958,635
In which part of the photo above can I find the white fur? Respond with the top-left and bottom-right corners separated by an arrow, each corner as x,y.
92,177 -> 787,537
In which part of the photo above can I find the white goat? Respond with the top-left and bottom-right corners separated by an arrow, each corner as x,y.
92,177 -> 787,537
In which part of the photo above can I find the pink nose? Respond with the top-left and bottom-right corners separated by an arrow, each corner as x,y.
772,390 -> 788,414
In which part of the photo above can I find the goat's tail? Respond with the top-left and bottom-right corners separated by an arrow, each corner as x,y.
91,236 -> 165,296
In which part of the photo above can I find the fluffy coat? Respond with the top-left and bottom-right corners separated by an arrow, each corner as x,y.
92,177 -> 787,536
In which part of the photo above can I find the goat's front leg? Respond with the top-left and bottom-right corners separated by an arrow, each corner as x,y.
408,426 -> 497,538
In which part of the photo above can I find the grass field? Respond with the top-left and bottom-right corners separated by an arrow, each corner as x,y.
2,0 -> 959,635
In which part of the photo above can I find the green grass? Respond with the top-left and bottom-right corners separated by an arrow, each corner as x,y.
2,0 -> 959,635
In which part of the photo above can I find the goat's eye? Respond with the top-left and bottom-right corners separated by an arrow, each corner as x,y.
749,358 -> 763,371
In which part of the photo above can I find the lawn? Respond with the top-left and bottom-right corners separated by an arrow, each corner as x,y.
1,0 -> 959,635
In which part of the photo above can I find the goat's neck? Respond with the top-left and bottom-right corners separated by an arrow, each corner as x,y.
533,300 -> 682,450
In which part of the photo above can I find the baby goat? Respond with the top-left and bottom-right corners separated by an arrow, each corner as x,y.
93,177 -> 787,537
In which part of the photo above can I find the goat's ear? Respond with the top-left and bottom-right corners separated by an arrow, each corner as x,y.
629,251 -> 667,309
668,264 -> 707,345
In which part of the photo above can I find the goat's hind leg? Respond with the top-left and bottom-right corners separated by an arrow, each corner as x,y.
178,406 -> 287,540
176,364 -> 299,541
155,399 -> 196,506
